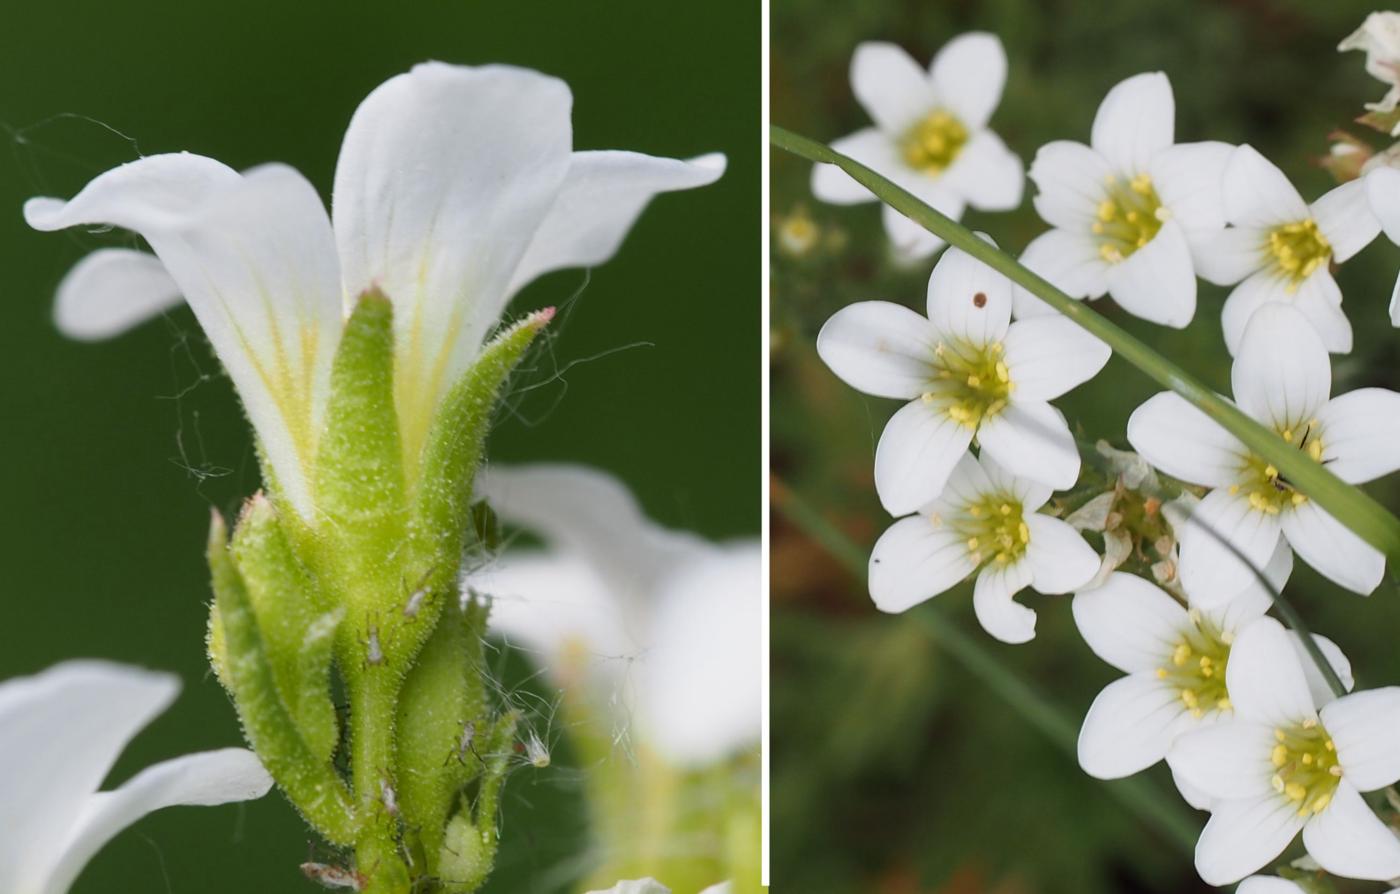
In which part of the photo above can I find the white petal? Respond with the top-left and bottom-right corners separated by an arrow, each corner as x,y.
1194,793 -> 1307,886
850,41 -> 935,133
1392,270 -> 1400,328
0,661 -> 179,894
1090,72 -> 1175,174
1291,271 -> 1353,356
925,243 -> 1012,345
1024,513 -> 1098,594
971,559 -> 1036,643
1237,878 -> 1307,894
333,62 -> 573,439
1126,392 -> 1247,489
1001,316 -> 1111,401
587,880 -> 672,894
1104,218 -> 1197,328
1301,781 -> 1400,880
1321,687 -> 1400,791
815,301 -> 938,400
1280,499 -> 1386,596
52,249 -> 182,341
811,129 -> 889,205
939,450 -> 999,507
1366,165 -> 1400,244
1011,228 -> 1110,318
1296,635 -> 1354,708
1079,675 -> 1192,779
1150,140 -> 1234,236
1073,571 -> 1186,674
1029,141 -> 1115,231
29,157 -> 343,519
939,130 -> 1024,211
1315,388 -> 1400,483
1219,271 -> 1291,357
868,514 -> 977,613
42,749 -> 272,894
1194,226 -> 1267,287
1223,145 -> 1310,227
1178,489 -> 1284,609
1202,539 -> 1293,634
881,202 -> 950,261
873,400 -> 975,516
1169,756 -> 1220,811
1311,178 -> 1380,262
1170,721 -> 1277,801
976,401 -> 1080,491
1226,617 -> 1318,726
507,150 -> 725,295
1232,303 -> 1331,431
929,32 -> 1007,131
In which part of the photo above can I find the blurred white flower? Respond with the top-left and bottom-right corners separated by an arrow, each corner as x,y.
1237,878 -> 1307,894
587,880 -> 731,894
1340,12 -> 1400,128
26,62 -> 724,519
468,464 -> 761,768
817,244 -> 1109,513
0,660 -> 272,894
810,35 -> 1024,262
1020,72 -> 1233,328
1195,145 -> 1378,355
868,452 -> 1098,643
1170,618 -> 1400,885
1127,304 -> 1400,604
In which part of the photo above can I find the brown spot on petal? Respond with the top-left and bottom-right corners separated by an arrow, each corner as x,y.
973,292 -> 987,308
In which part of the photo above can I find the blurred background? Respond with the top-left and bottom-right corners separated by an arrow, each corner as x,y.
0,1 -> 757,891
771,1 -> 1400,891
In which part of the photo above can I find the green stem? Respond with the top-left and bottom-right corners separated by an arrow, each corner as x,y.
772,482 -> 1200,856
352,670 -> 411,893
770,125 -> 1400,566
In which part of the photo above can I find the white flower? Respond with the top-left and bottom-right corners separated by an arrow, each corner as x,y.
1195,145 -> 1379,355
1073,550 -> 1354,783
1169,617 -> 1400,885
0,661 -> 272,894
467,464 -> 760,768
1361,164 -> 1400,326
817,244 -> 1109,513
1127,303 -> 1400,604
587,880 -> 730,894
1237,879 -> 1307,894
1340,12 -> 1400,126
1019,72 -> 1233,328
26,62 -> 725,519
868,452 -> 1098,643
810,35 -> 1024,262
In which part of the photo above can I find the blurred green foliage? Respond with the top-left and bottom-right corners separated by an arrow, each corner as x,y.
771,0 -> 1400,891
0,1 -> 757,891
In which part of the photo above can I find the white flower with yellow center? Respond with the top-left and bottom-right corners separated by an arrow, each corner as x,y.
1073,550 -> 1354,784
1017,72 -> 1233,328
1127,303 -> 1400,605
817,244 -> 1110,515
810,34 -> 1024,262
868,452 -> 1099,643
1195,145 -> 1378,355
1169,618 -> 1400,885
27,62 -> 724,520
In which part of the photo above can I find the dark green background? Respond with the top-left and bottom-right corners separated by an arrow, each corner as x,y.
772,1 -> 1400,892
0,2 -> 759,891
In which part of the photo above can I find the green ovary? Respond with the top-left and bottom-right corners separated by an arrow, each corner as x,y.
1230,421 -> 1325,515
1267,219 -> 1331,288
921,339 -> 1014,430
946,495 -> 1029,568
1156,614 -> 1232,717
1092,173 -> 1166,263
1271,719 -> 1342,817
899,110 -> 968,175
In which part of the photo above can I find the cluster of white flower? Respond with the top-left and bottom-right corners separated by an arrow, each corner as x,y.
812,27 -> 1400,887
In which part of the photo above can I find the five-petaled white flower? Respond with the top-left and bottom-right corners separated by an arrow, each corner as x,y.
0,661 -> 272,894
1340,12 -> 1400,131
1361,164 -> 1400,326
1073,550 -> 1354,784
810,35 -> 1024,262
868,452 -> 1099,643
1018,72 -> 1233,328
469,464 -> 761,769
1195,144 -> 1378,355
1170,617 -> 1400,885
1127,303 -> 1400,604
26,62 -> 724,520
817,244 -> 1110,515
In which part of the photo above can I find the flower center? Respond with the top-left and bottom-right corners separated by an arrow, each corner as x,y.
920,338 -> 1014,430
1231,421 -> 1325,515
1155,612 -> 1232,718
899,110 -> 969,175
1271,719 -> 1342,817
1267,219 -> 1331,288
950,495 -> 1030,568
1092,173 -> 1167,263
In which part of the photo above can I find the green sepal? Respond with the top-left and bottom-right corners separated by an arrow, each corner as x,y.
437,709 -> 520,894
230,493 -> 341,762
206,510 -> 357,845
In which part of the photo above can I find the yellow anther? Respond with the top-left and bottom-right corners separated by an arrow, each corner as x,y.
1172,643 -> 1192,666
1271,774 -> 1286,792
968,505 -> 982,518
1302,753 -> 1314,765
1310,793 -> 1332,813
1308,440 -> 1323,461
1275,728 -> 1287,742
999,503 -> 1012,516
995,551 -> 1010,564
921,391 -> 936,404
1285,782 -> 1307,801
1216,696 -> 1231,711
1131,173 -> 1153,193
1156,667 -> 1168,679
1264,465 -> 1278,479
1091,221 -> 1104,234
1180,689 -> 1199,708
1272,744 -> 1288,767
1324,738 -> 1335,751
966,374 -> 981,387
995,361 -> 1009,382
1018,522 -> 1030,543
966,537 -> 979,551
1097,200 -> 1116,221
1228,484 -> 1240,495
1303,718 -> 1317,729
